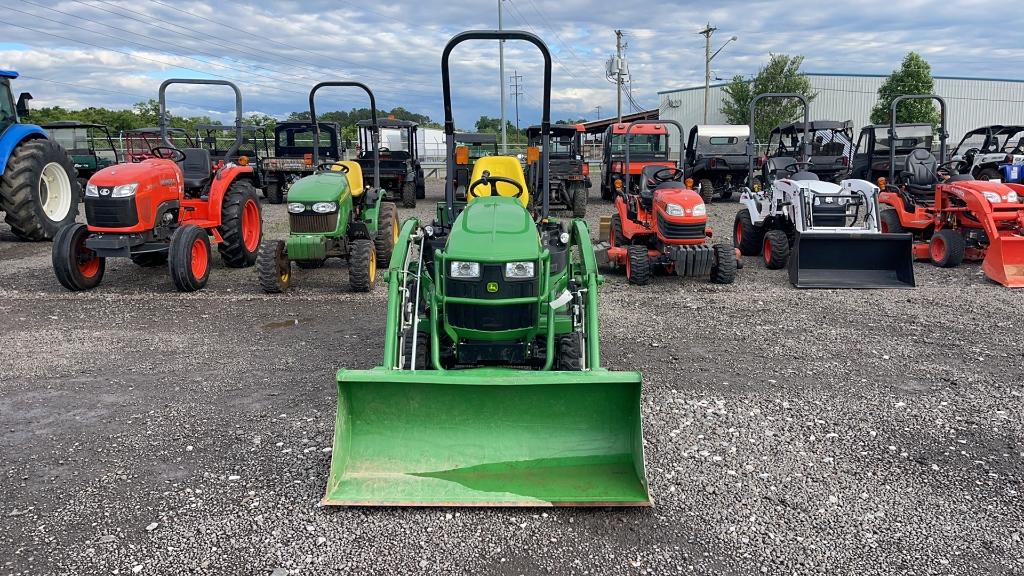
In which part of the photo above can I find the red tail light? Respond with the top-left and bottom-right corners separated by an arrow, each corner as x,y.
755,156 -> 764,168
841,156 -> 850,167
582,163 -> 590,176
709,158 -> 718,169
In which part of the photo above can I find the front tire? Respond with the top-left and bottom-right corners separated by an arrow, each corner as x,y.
554,332 -> 584,371
52,223 -> 104,291
348,239 -> 376,292
763,229 -> 790,270
699,178 -> 715,202
374,201 -> 398,267
264,182 -> 284,204
218,180 -> 262,268
930,229 -> 965,268
710,244 -> 737,284
625,244 -> 651,285
257,239 -> 291,293
168,225 -> 211,292
0,139 -> 81,240
734,210 -> 764,256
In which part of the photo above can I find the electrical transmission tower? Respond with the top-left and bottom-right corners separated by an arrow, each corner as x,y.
509,70 -> 523,145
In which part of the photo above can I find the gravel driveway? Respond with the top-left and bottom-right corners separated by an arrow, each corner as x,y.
1,178 -> 1021,575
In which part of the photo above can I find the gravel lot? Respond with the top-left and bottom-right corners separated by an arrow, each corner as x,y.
1,177 -> 1022,576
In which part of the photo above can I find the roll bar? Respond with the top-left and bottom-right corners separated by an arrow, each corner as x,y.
309,81 -> 380,190
623,119 -> 685,184
442,30 -> 552,222
159,79 -> 244,161
887,95 -> 947,184
746,93 -> 810,186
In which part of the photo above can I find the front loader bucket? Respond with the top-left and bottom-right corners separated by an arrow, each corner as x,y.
982,235 -> 1024,287
324,367 -> 650,507
788,231 -> 916,289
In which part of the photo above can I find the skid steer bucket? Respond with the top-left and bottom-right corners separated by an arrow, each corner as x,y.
324,367 -> 650,507
788,231 -> 916,288
982,235 -> 1024,287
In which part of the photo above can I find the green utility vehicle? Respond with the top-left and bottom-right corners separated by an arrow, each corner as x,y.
256,82 -> 398,293
42,121 -> 120,187
322,30 -> 650,508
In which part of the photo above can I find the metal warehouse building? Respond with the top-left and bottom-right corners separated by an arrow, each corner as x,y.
658,73 -> 1024,147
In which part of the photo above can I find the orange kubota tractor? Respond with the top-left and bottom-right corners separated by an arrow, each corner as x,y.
878,95 -> 1024,287
596,119 -> 738,285
52,79 -> 262,292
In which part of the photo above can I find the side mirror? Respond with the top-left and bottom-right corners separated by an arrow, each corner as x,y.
16,92 -> 32,118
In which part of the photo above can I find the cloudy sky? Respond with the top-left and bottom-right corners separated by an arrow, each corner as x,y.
2,0 -> 1022,128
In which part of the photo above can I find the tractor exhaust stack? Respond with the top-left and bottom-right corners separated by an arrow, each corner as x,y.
789,232 -> 916,289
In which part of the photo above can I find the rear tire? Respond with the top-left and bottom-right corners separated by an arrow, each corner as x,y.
264,182 -> 284,204
734,210 -> 764,256
0,139 -> 81,240
625,244 -> 651,285
130,252 -> 168,267
699,178 -> 715,202
348,239 -> 376,292
610,213 -> 627,247
710,243 -> 737,284
555,332 -> 584,371
401,180 -> 416,209
374,201 -> 398,267
763,229 -> 790,270
879,209 -> 904,234
52,223 -> 104,291
401,329 -> 429,370
930,229 -> 965,268
258,239 -> 291,293
218,180 -> 262,268
570,183 -> 588,218
168,225 -> 211,292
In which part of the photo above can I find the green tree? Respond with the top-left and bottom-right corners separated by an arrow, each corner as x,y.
870,52 -> 940,127
556,118 -> 587,125
721,54 -> 816,141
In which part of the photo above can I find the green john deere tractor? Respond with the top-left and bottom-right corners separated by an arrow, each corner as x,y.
256,82 -> 398,293
322,30 -> 650,507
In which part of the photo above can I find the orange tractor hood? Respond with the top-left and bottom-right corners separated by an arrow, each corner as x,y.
90,159 -> 182,191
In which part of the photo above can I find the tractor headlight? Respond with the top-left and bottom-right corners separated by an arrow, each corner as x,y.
983,191 -> 1002,203
691,203 -> 707,217
449,261 -> 480,279
505,261 -> 535,279
665,203 -> 685,217
287,202 -> 306,214
85,183 -> 99,197
111,183 -> 138,198
1007,191 -> 1019,203
312,202 -> 337,214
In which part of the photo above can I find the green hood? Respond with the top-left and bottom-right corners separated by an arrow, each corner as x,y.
287,172 -> 351,203
445,196 -> 540,262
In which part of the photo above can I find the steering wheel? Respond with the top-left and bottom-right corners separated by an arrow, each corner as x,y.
317,162 -> 348,173
936,160 -> 960,180
151,146 -> 186,162
378,147 -> 390,153
468,174 -> 525,199
651,167 -> 684,183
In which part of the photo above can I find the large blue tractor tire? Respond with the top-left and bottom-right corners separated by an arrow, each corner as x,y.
0,139 -> 80,240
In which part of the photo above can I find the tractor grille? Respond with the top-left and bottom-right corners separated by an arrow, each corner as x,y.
85,194 -> 138,228
447,264 -> 537,332
289,212 -> 338,234
657,213 -> 706,241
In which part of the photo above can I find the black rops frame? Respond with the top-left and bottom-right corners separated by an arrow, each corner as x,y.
159,79 -> 244,161
746,93 -> 810,186
622,119 -> 685,187
887,95 -> 947,184
309,82 -> 381,190
442,30 -> 553,223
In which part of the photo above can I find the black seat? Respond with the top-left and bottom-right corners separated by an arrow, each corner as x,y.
639,165 -> 662,207
791,171 -> 819,181
179,148 -> 212,191
901,148 -> 938,200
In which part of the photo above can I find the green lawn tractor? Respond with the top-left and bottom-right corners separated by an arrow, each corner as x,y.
257,82 -> 397,293
322,30 -> 650,507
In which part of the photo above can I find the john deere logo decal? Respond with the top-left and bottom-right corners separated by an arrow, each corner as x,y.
486,282 -> 499,293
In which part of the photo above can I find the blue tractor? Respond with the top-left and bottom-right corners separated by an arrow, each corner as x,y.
0,71 -> 80,240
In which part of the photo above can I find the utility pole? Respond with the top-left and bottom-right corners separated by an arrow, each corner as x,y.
615,30 -> 624,122
498,0 -> 506,153
594,105 -> 601,120
509,70 -> 523,145
699,23 -> 737,125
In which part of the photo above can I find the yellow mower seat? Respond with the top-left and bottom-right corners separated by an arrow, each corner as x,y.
469,156 -> 529,208
331,161 -> 365,197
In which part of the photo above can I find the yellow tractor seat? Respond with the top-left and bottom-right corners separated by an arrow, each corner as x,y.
468,156 -> 530,208
331,161 -> 365,197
